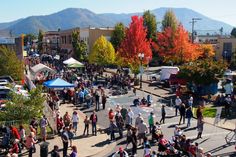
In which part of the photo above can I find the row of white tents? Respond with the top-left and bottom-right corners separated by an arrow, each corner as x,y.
30,57 -> 84,79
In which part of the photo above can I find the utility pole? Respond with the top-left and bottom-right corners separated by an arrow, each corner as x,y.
190,18 -> 201,43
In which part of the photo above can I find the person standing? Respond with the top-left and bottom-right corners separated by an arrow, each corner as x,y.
224,95 -> 231,117
19,125 -> 26,149
179,103 -> 186,125
135,113 -> 143,128
71,111 -> 79,134
175,96 -> 182,116
160,105 -> 166,124
70,146 -> 78,157
61,127 -> 69,157
83,116 -> 90,136
115,112 -> 124,138
102,93 -> 107,110
188,96 -> 194,107
40,115 -> 48,141
128,108 -> 134,125
148,112 -> 154,133
125,126 -> 132,149
120,106 -> 128,121
51,145 -> 60,157
90,111 -> 98,136
108,109 -> 115,122
196,106 -> 204,139
63,112 -> 71,127
186,107 -> 193,127
95,86 -> 102,111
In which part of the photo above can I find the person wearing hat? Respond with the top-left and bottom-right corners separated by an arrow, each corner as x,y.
160,105 -> 166,124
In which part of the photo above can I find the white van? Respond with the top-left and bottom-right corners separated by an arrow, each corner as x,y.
160,66 -> 179,81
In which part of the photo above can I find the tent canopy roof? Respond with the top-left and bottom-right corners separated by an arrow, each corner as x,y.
43,78 -> 74,88
63,57 -> 83,65
31,63 -> 56,74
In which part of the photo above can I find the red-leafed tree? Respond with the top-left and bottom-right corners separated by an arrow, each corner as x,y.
153,25 -> 202,64
118,16 -> 152,71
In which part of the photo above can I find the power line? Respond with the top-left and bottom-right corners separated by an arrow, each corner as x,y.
190,18 -> 201,43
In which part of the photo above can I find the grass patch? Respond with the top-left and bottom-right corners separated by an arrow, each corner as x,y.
193,107 -> 217,118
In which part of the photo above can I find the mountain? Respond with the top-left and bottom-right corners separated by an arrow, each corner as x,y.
0,7 -> 233,36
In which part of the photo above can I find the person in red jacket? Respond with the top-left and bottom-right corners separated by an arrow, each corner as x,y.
10,125 -> 20,140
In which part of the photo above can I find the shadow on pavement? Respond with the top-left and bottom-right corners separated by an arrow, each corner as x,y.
183,126 -> 197,132
205,143 -> 234,155
92,139 -> 111,147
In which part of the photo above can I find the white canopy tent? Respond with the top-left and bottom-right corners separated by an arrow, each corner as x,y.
63,57 -> 83,66
31,63 -> 56,74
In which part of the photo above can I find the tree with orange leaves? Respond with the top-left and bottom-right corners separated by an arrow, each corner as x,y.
118,16 -> 152,72
153,25 -> 202,64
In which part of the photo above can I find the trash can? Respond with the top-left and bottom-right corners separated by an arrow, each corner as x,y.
40,142 -> 49,157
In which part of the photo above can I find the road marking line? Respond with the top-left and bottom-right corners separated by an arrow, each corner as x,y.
187,131 -> 229,139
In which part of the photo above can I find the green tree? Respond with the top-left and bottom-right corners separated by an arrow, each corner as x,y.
161,9 -> 178,31
88,36 -> 116,66
72,30 -> 87,61
24,34 -> 37,46
110,22 -> 126,51
0,46 -> 24,81
231,27 -> 236,38
38,30 -> 44,53
0,86 -> 45,123
143,10 -> 157,41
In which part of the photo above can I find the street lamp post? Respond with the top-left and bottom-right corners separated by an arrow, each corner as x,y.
138,52 -> 144,89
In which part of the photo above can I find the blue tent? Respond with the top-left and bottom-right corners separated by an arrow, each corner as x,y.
43,78 -> 74,88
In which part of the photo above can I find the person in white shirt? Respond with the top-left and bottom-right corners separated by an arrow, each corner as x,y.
128,108 -> 134,125
175,96 -> 182,116
188,96 -> 193,107
72,111 -> 79,133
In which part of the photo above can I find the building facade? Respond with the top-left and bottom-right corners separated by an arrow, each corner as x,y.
42,31 -> 60,55
215,37 -> 236,61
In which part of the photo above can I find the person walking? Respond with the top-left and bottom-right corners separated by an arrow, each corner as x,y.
109,120 -> 117,141
125,126 -> 132,149
95,87 -> 101,111
61,127 -> 69,157
90,111 -> 98,136
131,128 -> 138,156
186,107 -> 193,127
179,103 -> 186,125
83,116 -> 90,136
175,96 -> 182,116
137,120 -> 148,146
108,109 -> 115,122
25,132 -> 37,157
148,112 -> 154,133
71,111 -> 79,134
160,105 -> 166,124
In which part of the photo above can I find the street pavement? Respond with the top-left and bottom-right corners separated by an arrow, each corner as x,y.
80,88 -> 236,157
31,103 -> 111,157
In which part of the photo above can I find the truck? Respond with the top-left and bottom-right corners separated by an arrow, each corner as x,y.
160,66 -> 179,81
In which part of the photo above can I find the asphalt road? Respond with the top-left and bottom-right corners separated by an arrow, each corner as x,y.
79,88 -> 235,157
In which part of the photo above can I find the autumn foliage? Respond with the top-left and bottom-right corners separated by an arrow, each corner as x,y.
153,25 -> 202,64
118,16 -> 152,66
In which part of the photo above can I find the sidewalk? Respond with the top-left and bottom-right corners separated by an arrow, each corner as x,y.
105,68 -> 236,131
34,103 -> 112,157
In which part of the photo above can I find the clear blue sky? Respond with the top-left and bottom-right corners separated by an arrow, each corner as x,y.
1,0 -> 236,26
